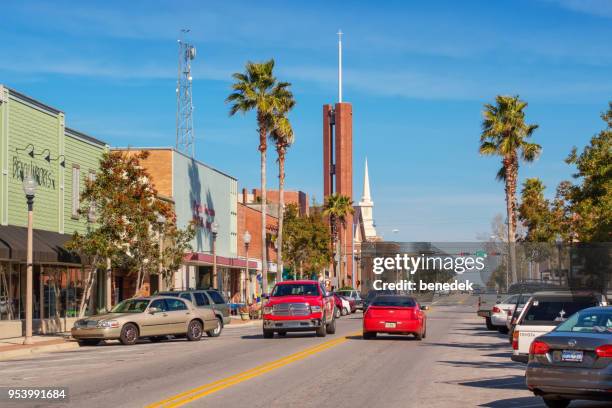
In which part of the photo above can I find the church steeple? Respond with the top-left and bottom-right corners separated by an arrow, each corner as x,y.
358,157 -> 378,240
361,157 -> 372,205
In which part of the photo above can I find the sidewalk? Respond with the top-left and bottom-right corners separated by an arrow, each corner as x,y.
225,316 -> 263,329
0,335 -> 79,361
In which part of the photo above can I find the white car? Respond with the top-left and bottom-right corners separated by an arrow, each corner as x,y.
334,296 -> 351,317
490,294 -> 530,333
511,291 -> 607,363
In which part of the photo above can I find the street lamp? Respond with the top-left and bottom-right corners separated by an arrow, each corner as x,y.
22,175 -> 37,345
211,222 -> 219,289
157,214 -> 166,292
243,230 -> 251,303
556,234 -> 563,286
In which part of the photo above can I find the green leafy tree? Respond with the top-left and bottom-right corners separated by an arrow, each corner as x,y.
562,102 -> 612,242
68,151 -> 192,315
479,95 -> 541,282
518,178 -> 556,242
227,59 -> 293,291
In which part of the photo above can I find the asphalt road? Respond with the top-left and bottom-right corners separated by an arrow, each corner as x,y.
2,294 -> 611,408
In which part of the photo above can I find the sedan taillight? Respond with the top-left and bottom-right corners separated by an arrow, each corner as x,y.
595,344 -> 612,358
529,340 -> 550,355
492,306 -> 501,314
512,331 -> 519,350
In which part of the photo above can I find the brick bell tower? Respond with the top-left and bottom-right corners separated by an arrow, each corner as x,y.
323,30 -> 353,289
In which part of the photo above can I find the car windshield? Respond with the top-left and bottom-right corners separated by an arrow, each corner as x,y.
272,284 -> 319,297
556,310 -> 612,333
371,296 -> 416,307
522,297 -> 598,325
111,299 -> 149,313
157,292 -> 180,297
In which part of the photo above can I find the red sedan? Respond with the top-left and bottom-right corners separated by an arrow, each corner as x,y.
363,295 -> 428,340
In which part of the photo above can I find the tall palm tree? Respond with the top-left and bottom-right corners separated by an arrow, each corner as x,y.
479,95 -> 541,283
270,110 -> 295,283
227,59 -> 293,294
323,194 -> 354,285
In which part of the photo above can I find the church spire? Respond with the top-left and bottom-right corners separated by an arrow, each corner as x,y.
361,157 -> 372,204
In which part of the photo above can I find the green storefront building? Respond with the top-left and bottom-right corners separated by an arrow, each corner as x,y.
0,85 -> 107,338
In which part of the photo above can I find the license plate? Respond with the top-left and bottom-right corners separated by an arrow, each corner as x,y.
385,322 -> 396,328
561,350 -> 583,362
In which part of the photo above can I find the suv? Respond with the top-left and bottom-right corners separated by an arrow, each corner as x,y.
337,289 -> 363,310
157,289 -> 230,337
511,291 -> 607,363
262,280 -> 336,338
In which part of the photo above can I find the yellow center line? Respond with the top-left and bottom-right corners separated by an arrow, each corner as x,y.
146,331 -> 361,408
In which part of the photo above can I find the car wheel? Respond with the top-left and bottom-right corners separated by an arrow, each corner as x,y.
315,318 -> 327,337
206,317 -> 223,337
325,316 -> 336,334
363,331 -> 376,339
542,397 -> 571,408
119,323 -> 139,345
422,323 -> 427,339
149,336 -> 166,343
263,329 -> 274,339
414,330 -> 423,341
78,339 -> 100,346
335,307 -> 341,319
277,331 -> 287,336
187,320 -> 203,341
342,307 -> 348,316
485,317 -> 494,330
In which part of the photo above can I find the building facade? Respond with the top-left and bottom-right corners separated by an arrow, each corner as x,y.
0,86 -> 107,338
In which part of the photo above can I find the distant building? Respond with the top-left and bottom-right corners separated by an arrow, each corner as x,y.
240,188 -> 309,217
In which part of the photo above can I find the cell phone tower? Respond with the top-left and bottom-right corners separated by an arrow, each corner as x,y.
176,29 -> 196,157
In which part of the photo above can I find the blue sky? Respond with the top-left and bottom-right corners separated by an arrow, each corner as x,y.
1,0 -> 610,241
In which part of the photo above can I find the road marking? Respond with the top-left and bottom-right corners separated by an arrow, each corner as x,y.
147,331 -> 360,408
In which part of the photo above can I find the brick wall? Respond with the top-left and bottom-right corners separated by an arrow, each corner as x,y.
250,188 -> 309,215
237,202 -> 277,263
118,149 -> 173,199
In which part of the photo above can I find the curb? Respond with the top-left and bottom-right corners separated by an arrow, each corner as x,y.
0,341 -> 80,362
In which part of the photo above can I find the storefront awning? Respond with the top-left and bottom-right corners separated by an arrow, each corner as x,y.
0,225 -> 82,264
184,252 -> 258,269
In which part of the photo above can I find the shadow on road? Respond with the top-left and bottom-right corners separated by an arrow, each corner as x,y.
478,396 -> 544,407
345,334 -> 420,341
424,341 -> 508,351
439,359 -> 525,370
455,375 -> 527,390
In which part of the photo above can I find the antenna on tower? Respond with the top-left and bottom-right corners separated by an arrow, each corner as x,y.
176,28 -> 196,157
337,29 -> 343,103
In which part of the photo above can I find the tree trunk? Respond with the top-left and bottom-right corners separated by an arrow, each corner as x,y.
504,155 -> 518,284
78,263 -> 97,318
259,123 -> 268,294
277,146 -> 285,284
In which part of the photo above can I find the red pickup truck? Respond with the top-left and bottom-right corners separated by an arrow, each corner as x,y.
262,280 -> 336,338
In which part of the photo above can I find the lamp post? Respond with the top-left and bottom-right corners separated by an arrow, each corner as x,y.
556,234 -> 563,286
211,222 -> 219,289
243,230 -> 251,304
157,214 -> 166,293
22,175 -> 37,345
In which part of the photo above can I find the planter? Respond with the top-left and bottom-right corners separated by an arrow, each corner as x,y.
240,312 -> 250,321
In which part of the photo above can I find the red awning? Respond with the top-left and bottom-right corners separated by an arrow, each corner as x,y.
184,252 -> 258,269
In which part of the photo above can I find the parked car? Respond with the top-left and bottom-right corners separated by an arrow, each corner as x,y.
507,294 -> 532,343
337,289 -> 363,310
511,291 -> 607,363
157,289 -> 230,337
526,306 -> 612,408
343,296 -> 357,313
333,293 -> 351,317
476,288 -> 501,330
363,295 -> 428,340
490,293 -> 531,334
262,280 -> 336,338
71,296 -> 218,346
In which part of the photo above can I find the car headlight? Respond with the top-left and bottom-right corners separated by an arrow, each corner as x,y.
96,320 -> 119,328
263,306 -> 273,315
310,305 -> 322,313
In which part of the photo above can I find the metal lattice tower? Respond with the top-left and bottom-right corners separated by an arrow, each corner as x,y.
176,29 -> 196,157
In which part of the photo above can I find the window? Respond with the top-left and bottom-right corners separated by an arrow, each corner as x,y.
194,292 -> 210,306
523,298 -> 598,325
206,290 -> 226,304
111,299 -> 149,313
71,165 -> 80,218
180,293 -> 193,303
166,298 -> 188,311
149,299 -> 169,312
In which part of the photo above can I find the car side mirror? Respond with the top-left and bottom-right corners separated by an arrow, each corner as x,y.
420,305 -> 429,311
148,307 -> 160,314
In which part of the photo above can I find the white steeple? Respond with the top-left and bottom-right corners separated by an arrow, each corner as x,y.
358,157 -> 378,240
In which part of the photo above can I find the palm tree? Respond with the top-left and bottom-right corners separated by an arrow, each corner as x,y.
479,95 -> 541,283
227,59 -> 293,294
323,194 -> 354,285
270,110 -> 295,284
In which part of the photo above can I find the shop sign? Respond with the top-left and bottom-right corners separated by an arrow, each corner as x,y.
12,155 -> 56,190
